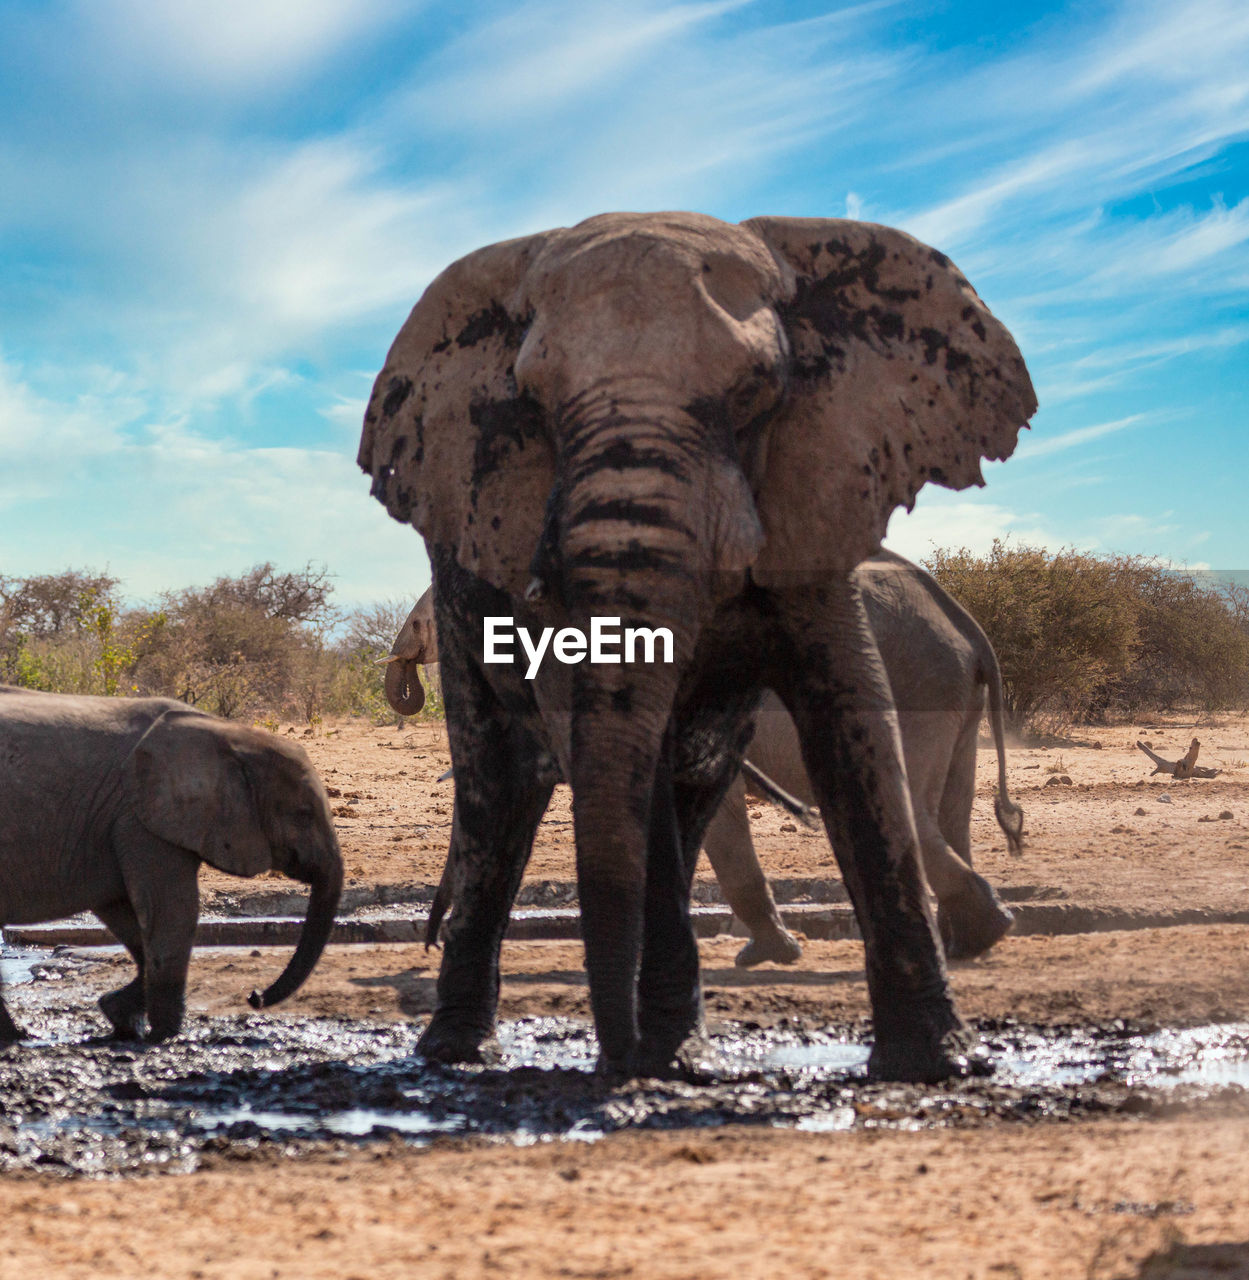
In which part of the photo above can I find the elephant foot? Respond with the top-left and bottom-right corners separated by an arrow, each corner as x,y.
417,1016 -> 502,1066
99,989 -> 145,1040
594,1032 -> 716,1083
868,1019 -> 993,1084
634,1030 -> 719,1082
734,923 -> 803,968
938,876 -> 1015,961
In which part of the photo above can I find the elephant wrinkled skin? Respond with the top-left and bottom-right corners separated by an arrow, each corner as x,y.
359,211 -> 1036,1082
0,687 -> 344,1043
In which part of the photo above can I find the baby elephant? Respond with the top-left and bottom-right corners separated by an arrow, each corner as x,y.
0,687 -> 344,1044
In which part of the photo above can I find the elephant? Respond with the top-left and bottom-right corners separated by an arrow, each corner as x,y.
381,586 -> 438,715
708,550 -> 1024,969
0,686 -> 344,1043
388,554 -> 1024,969
358,211 -> 1036,1082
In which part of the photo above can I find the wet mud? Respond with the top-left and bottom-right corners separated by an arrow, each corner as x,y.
2,945 -> 1247,1179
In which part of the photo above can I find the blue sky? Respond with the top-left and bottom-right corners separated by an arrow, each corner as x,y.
1,0 -> 1246,606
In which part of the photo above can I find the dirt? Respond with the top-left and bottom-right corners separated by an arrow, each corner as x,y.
5,712 -> 1249,1278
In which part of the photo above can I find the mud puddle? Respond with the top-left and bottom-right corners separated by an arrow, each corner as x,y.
1,993 -> 1246,1178
3,939 -> 1247,1178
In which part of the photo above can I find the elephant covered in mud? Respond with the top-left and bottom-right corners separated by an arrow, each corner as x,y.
0,687 -> 344,1043
709,551 -> 1024,968
359,211 -> 1035,1082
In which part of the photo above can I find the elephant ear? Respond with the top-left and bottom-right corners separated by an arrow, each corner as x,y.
128,711 -> 272,876
743,217 -> 1037,581
357,235 -> 557,596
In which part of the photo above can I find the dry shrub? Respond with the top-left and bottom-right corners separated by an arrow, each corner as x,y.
925,541 -> 1249,732
0,563 -> 428,723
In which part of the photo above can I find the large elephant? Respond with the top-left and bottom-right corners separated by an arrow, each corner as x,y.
0,687 -> 344,1043
388,554 -> 1024,968
709,550 -> 1024,968
358,211 -> 1035,1082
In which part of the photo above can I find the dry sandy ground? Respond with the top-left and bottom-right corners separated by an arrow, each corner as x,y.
6,711 -> 1249,1279
200,711 -> 1249,914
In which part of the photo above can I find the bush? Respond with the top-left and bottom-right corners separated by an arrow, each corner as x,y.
0,563 -> 436,723
925,541 -> 1249,732
1101,558 -> 1249,717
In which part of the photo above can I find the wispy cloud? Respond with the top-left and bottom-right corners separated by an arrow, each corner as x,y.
68,0 -> 410,96
1014,415 -> 1150,461
2,0 -> 1247,594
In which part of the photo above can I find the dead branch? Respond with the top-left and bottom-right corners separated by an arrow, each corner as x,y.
1135,737 -> 1220,779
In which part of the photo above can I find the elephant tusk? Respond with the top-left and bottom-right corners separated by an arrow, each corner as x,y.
523,576 -> 546,602
374,653 -> 408,666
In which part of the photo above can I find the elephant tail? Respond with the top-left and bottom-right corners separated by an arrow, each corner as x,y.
740,760 -> 819,829
983,650 -> 1024,856
425,859 -> 453,948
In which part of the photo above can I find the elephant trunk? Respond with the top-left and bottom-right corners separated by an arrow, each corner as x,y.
248,856 -> 344,1009
383,657 -> 426,715
555,389 -> 710,1069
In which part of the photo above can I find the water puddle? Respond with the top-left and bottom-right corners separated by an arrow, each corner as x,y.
2,938 -> 1247,1177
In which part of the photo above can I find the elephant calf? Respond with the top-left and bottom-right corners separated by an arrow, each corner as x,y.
710,551 -> 1024,966
0,687 -> 344,1044
386,559 -> 1023,966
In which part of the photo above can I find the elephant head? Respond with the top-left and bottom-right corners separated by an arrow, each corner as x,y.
358,212 -> 1035,1075
129,711 -> 344,1009
382,586 -> 437,716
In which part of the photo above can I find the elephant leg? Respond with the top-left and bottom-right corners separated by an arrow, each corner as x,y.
635,748 -> 704,1075
771,587 -> 984,1083
932,713 -> 1013,960
94,900 -> 147,1038
702,775 -> 802,967
0,969 -> 21,1045
114,853 -> 199,1043
417,655 -> 553,1065
917,813 -> 1013,961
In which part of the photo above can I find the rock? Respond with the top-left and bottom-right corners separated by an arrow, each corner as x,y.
1134,807 -> 1147,816
1220,810 -> 1234,820
1157,793 -> 1173,804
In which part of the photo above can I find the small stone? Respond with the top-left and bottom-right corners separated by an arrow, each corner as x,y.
1219,810 -> 1234,821
1134,807 -> 1147,816
1157,793 -> 1173,804
780,822 -> 798,833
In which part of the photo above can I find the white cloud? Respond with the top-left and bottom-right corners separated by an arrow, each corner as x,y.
0,355 -> 419,604
883,496 -> 1058,562
405,0 -> 751,129
1014,415 -> 1149,461
71,0 -> 411,95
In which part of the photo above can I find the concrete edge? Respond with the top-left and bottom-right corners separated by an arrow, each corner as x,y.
7,903 -> 1249,950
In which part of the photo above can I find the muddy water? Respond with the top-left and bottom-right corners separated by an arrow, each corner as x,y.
1,946 -> 1247,1178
